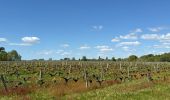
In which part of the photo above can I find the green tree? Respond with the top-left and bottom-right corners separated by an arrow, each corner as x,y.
7,50 -> 21,61
140,54 -> 155,62
128,55 -> 138,61
117,58 -> 122,61
105,57 -> 109,61
160,53 -> 170,62
72,57 -> 76,61
81,56 -> 87,61
112,57 -> 116,61
0,47 -> 5,52
0,50 -> 7,61
64,58 -> 70,61
0,47 -> 7,61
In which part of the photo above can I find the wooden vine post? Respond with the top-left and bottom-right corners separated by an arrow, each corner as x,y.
85,71 -> 88,88
0,75 -> 8,92
120,62 -> 122,70
69,65 -> 72,74
83,63 -> 89,88
101,63 -> 104,80
39,68 -> 42,80
106,63 -> 109,71
127,62 -> 131,81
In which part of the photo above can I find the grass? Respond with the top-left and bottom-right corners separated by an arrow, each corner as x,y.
1,77 -> 170,100
1,71 -> 170,100
63,77 -> 170,100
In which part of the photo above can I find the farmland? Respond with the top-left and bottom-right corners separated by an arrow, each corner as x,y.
0,61 -> 170,99
1,0 -> 170,100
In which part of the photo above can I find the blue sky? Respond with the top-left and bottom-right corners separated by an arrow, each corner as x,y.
1,0 -> 170,60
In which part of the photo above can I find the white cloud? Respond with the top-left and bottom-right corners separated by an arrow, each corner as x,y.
148,27 -> 165,32
56,50 -> 72,56
60,52 -> 71,56
37,50 -> 55,55
152,40 -> 170,49
9,43 -> 32,46
119,28 -> 142,40
100,48 -> 113,52
56,50 -> 64,54
122,46 -> 136,52
141,33 -> 170,43
0,37 -> 40,46
22,37 -> 40,44
0,38 -> 7,43
141,34 -> 160,40
162,42 -> 170,45
119,41 -> 141,46
153,44 -> 170,49
159,33 -> 170,42
131,28 -> 142,33
79,45 -> 90,50
120,33 -> 138,40
61,44 -> 69,48
111,28 -> 142,42
91,25 -> 103,31
122,46 -> 129,51
111,37 -> 120,42
95,45 -> 109,49
95,45 -> 113,53
8,36 -> 40,46
37,49 -> 72,57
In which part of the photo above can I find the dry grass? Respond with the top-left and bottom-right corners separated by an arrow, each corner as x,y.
1,73 -> 170,99
0,84 -> 37,96
47,79 -> 121,97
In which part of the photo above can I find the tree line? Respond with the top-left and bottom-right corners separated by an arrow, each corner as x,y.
0,46 -> 170,62
0,47 -> 21,61
61,53 -> 170,62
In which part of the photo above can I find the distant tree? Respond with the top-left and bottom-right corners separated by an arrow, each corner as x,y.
81,56 -> 87,61
39,59 -> 45,61
0,47 -> 8,61
140,54 -> 155,62
117,58 -> 122,61
64,58 -> 70,61
0,47 -> 5,52
98,56 -> 104,61
128,55 -> 138,61
112,57 -> 116,61
60,59 -> 63,61
98,56 -> 101,61
72,57 -> 76,61
7,50 -> 21,61
105,57 -> 109,61
159,53 -> 170,62
0,50 -> 7,61
48,58 -> 52,61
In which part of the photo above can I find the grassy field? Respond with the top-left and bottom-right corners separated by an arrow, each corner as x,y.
1,61 -> 170,100
64,78 -> 170,100
1,76 -> 170,100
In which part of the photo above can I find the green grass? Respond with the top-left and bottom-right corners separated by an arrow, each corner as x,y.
1,70 -> 170,100
63,78 -> 170,100
1,78 -> 170,100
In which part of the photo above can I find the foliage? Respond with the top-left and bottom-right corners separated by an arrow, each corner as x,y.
0,47 -> 21,61
128,55 -> 138,61
0,61 -> 170,99
140,53 -> 170,62
111,57 -> 116,61
81,56 -> 87,61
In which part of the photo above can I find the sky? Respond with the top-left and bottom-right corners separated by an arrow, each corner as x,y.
0,0 -> 170,60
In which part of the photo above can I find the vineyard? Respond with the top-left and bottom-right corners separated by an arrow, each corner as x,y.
1,61 -> 170,99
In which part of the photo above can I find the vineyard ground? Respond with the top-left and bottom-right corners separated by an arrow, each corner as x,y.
1,73 -> 170,100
